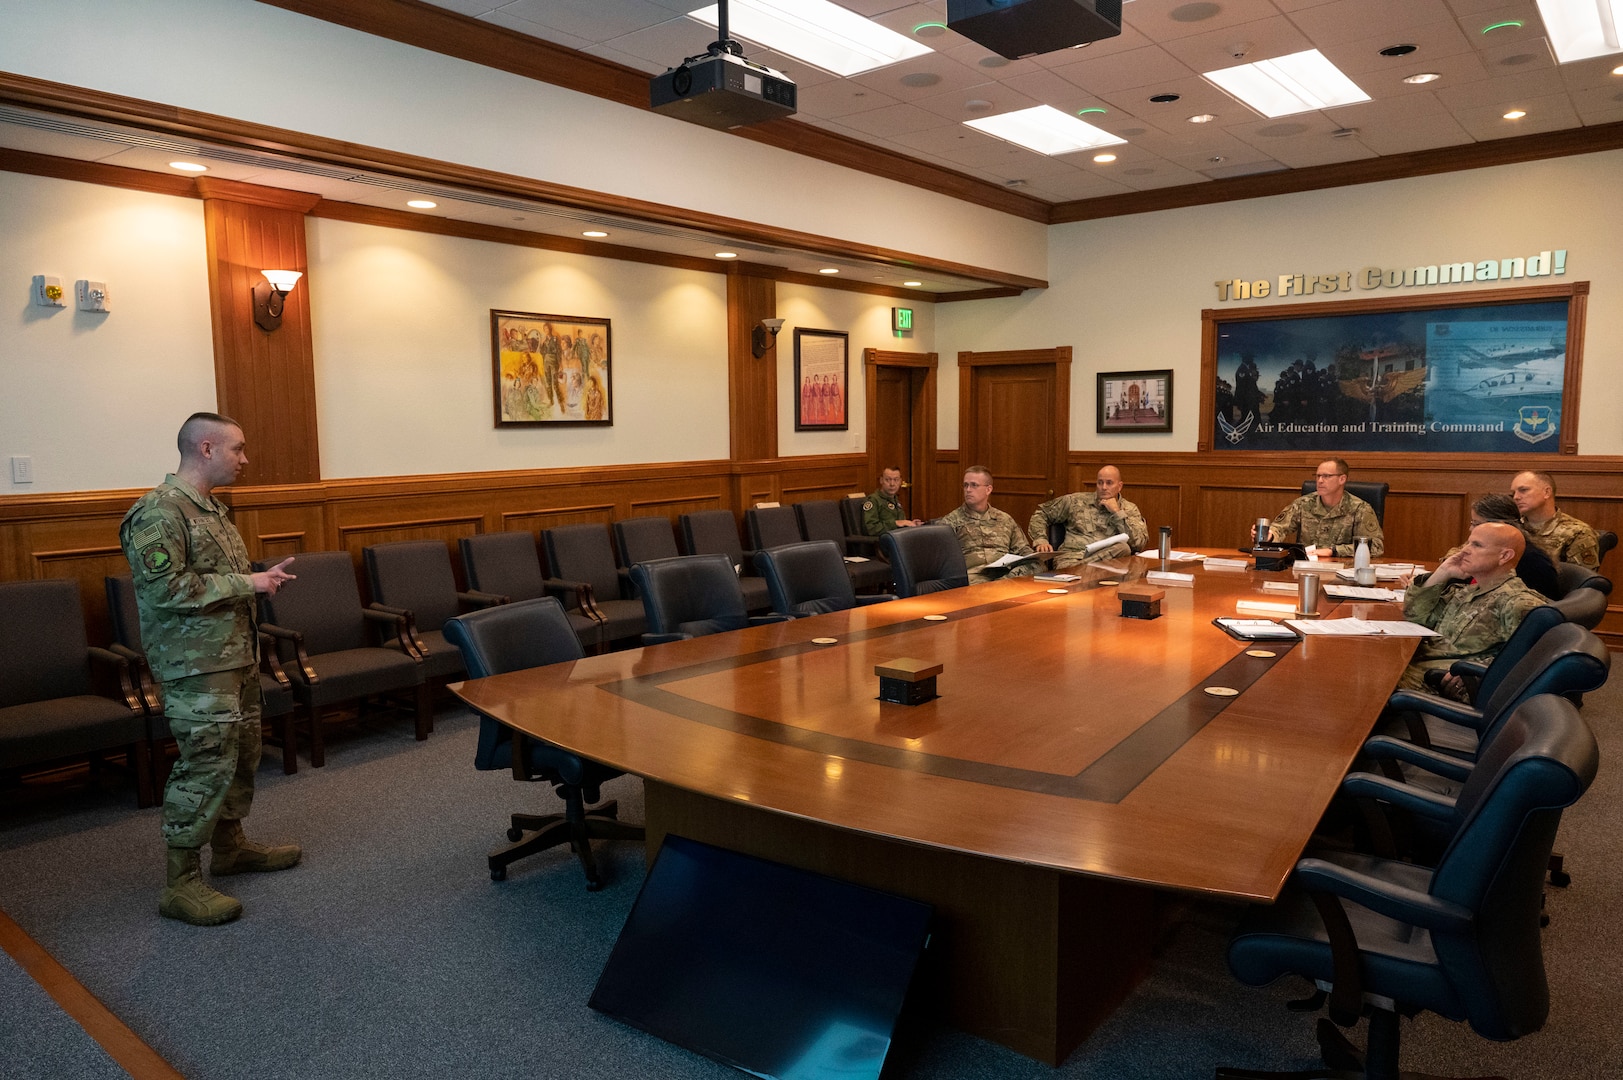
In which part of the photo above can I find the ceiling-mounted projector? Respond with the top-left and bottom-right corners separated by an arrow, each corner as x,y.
650,0 -> 795,130
948,0 -> 1123,59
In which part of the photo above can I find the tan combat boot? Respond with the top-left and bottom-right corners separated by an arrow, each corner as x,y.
159,847 -> 243,926
209,818 -> 302,875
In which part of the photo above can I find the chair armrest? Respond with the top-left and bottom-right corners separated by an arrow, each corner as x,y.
257,631 -> 293,689
260,623 -> 319,684
1339,772 -> 1458,823
368,603 -> 425,657
855,594 -> 896,606
845,534 -> 882,558
542,577 -> 602,621
108,642 -> 163,713
1448,660 -> 1489,680
747,614 -> 795,626
1361,736 -> 1475,780
1386,689 -> 1488,732
618,566 -> 636,598
738,547 -> 761,576
641,632 -> 692,646
1293,857 -> 1472,933
87,646 -> 144,716
458,590 -> 507,609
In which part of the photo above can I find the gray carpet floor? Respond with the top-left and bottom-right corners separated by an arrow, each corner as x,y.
1,683 -> 1619,1080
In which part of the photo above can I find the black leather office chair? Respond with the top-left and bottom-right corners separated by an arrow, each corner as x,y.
880,524 -> 970,597
746,505 -> 803,551
0,579 -> 152,807
1552,585 -> 1607,630
794,500 -> 891,591
542,524 -> 647,647
839,494 -> 871,539
630,555 -> 790,645
1220,694 -> 1598,1080
1411,603 -> 1562,714
754,540 -> 895,617
256,551 -> 430,769
680,510 -> 770,614
364,540 -> 504,681
458,531 -> 602,653
1597,530 -> 1617,568
1551,560 -> 1611,598
1298,479 -> 1389,524
612,515 -> 681,573
442,597 -> 644,889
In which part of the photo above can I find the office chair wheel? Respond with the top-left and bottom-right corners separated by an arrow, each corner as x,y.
1549,869 -> 1571,888
490,861 -> 507,881
507,826 -> 524,842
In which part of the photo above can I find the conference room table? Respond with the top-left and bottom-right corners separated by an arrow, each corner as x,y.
452,552 -> 1420,1065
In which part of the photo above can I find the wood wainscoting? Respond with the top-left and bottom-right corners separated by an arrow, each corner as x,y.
0,454 -> 871,647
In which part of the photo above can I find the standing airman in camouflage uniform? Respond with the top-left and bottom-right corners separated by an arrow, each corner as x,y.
1269,457 -> 1385,558
1029,465 -> 1149,568
862,467 -> 922,535
939,467 -> 1035,584
1398,522 -> 1545,694
1511,470 -> 1601,571
120,412 -> 300,926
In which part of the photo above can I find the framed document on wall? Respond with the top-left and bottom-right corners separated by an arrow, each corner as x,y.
1097,370 -> 1173,433
794,328 -> 849,431
491,310 -> 613,426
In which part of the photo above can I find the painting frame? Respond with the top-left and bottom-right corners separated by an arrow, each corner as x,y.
1097,369 -> 1173,433
491,309 -> 613,427
794,328 -> 849,432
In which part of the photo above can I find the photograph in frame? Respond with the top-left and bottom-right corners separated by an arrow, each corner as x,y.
491,309 -> 612,426
794,328 -> 849,432
1098,370 -> 1173,433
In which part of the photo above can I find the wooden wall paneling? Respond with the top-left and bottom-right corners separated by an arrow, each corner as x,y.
933,450 -> 962,521
1382,492 -> 1472,564
728,269 -> 778,465
199,180 -> 323,486
335,516 -> 485,562
502,505 -> 618,535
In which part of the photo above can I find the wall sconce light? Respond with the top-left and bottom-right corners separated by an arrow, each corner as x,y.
752,317 -> 785,359
252,269 -> 303,331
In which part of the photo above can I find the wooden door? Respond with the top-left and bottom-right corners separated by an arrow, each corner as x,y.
864,349 -> 938,518
959,348 -> 1070,530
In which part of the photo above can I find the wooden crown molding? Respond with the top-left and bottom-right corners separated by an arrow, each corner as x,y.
195,175 -> 321,212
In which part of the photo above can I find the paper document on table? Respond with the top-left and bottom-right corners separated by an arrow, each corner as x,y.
1203,557 -> 1249,571
843,556 -> 870,563
986,551 -> 1038,570
1147,570 -> 1196,587
1324,584 -> 1403,601
1337,566 -> 1411,582
1286,618 -> 1439,637
1237,599 -> 1296,616
1261,580 -> 1298,593
1136,548 -> 1204,561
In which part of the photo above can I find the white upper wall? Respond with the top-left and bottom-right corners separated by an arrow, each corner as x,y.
938,150 -> 1623,457
307,217 -> 728,476
0,171 -> 215,494
0,0 -> 1047,283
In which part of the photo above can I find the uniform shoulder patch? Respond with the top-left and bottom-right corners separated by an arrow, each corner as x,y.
130,523 -> 164,550
862,500 -> 873,511
140,544 -> 172,575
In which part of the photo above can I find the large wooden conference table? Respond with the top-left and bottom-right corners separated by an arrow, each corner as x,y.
453,554 -> 1418,1065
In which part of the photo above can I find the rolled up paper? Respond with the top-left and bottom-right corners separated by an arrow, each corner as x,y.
1084,532 -> 1130,556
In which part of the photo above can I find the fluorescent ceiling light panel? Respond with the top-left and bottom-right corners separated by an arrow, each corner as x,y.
688,0 -> 932,77
1203,49 -> 1370,117
1536,0 -> 1623,63
963,105 -> 1126,155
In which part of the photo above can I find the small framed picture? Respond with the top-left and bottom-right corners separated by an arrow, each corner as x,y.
1097,369 -> 1173,433
491,310 -> 612,426
794,328 -> 849,431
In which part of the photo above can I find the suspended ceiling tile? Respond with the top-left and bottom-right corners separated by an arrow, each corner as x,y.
794,80 -> 903,119
1049,45 -> 1197,95
1157,15 -> 1315,73
1433,65 -> 1567,109
1122,0 -> 1288,42
907,81 -> 1045,122
1287,0 -> 1460,46
837,102 -> 959,137
476,9 -> 597,52
497,0 -> 680,42
1451,91 -> 1582,140
1316,19 -> 1477,75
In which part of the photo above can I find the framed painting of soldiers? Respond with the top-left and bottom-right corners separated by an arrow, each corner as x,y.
1200,282 -> 1587,455
795,328 -> 849,431
1098,370 -> 1173,433
491,310 -> 613,426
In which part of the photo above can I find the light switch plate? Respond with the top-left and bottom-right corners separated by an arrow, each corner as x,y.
11,456 -> 34,484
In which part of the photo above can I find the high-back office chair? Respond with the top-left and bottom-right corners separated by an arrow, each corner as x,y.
839,494 -> 870,539
1220,694 -> 1598,1080
753,540 -> 894,617
1298,478 -> 1389,524
612,516 -> 681,572
1552,586 -> 1607,630
458,531 -> 602,653
256,551 -> 430,770
629,555 -> 789,645
880,525 -> 970,597
442,598 -> 644,889
1597,530 -> 1617,568
794,500 -> 891,591
541,524 -> 647,646
0,579 -> 152,807
746,505 -> 804,552
1552,561 -> 1611,598
680,510 -> 770,614
364,540 -> 503,681
1407,603 -> 1562,718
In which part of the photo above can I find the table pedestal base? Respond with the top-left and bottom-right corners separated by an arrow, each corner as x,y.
645,781 -> 1164,1066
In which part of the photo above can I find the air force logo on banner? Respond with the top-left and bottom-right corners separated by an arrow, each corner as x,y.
1218,411 -> 1255,445
1513,405 -> 1555,444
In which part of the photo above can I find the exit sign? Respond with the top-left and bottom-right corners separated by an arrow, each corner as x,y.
892,307 -> 913,333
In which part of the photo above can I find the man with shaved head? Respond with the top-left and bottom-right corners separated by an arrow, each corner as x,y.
1511,469 -> 1600,570
1398,521 -> 1546,696
1028,465 -> 1149,568
121,412 -> 298,926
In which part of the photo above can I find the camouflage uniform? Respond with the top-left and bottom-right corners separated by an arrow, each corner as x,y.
939,504 -> 1035,584
1397,571 -> 1545,690
1028,492 -> 1149,569
119,473 -> 262,849
1524,510 -> 1600,571
1271,493 -> 1384,558
862,489 -> 909,535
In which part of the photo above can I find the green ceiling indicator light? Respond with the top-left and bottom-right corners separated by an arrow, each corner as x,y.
1076,107 -> 1107,115
1481,20 -> 1524,33
892,307 -> 914,334
914,22 -> 949,36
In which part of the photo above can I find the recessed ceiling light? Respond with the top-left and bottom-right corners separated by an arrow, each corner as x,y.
1535,0 -> 1623,63
1093,153 -> 1117,163
1188,113 -> 1216,123
1503,109 -> 1527,119
1614,63 -> 1623,75
407,199 -> 437,209
582,230 -> 609,238
904,280 -> 923,287
168,161 -> 208,173
715,251 -> 738,259
689,0 -> 932,77
1204,49 -> 1371,118
819,268 -> 840,275
964,105 -> 1126,155
1404,72 -> 1441,84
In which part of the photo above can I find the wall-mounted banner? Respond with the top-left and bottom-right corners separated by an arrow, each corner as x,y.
1210,297 -> 1569,453
1214,249 -> 1567,302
